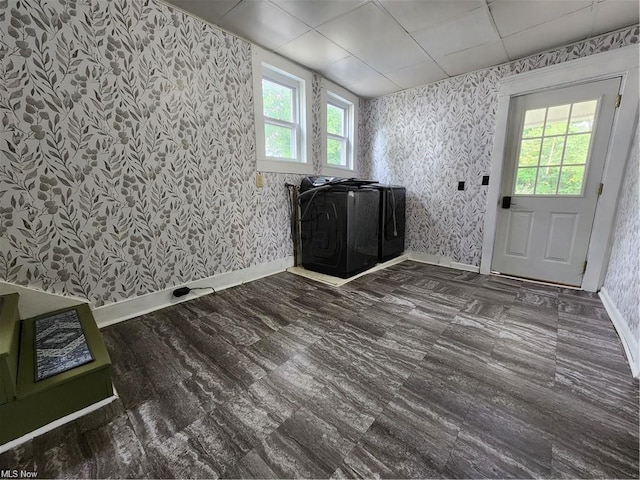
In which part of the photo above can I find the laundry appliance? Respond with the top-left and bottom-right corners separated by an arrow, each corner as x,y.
371,184 -> 406,261
299,177 -> 379,278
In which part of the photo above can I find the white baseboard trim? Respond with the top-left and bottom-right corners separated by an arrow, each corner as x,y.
93,256 -> 294,328
406,252 -> 481,273
599,287 -> 639,378
0,281 -> 89,320
0,395 -> 118,454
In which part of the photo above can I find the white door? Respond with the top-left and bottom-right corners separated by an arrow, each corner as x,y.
492,77 -> 620,286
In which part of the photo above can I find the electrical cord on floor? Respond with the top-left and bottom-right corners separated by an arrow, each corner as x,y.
172,286 -> 216,297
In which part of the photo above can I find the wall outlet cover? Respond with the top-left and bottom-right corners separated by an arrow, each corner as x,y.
256,173 -> 264,188
482,175 -> 490,185
457,181 -> 465,191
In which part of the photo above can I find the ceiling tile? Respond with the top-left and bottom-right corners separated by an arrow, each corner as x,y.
436,40 -> 508,76
319,55 -> 381,87
317,2 -> 430,73
592,0 -> 640,37
502,7 -> 594,60
380,0 -> 484,33
411,7 -> 500,58
164,0 -> 241,23
347,74 -> 401,98
384,58 -> 448,89
276,31 -> 350,71
271,0 -> 365,27
217,0 -> 310,50
359,38 -> 431,74
489,0 -> 592,37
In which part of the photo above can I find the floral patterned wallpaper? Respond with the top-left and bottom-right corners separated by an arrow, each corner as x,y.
1,0 -> 635,317
359,25 -> 639,267
603,123 -> 639,342
0,0 -> 331,307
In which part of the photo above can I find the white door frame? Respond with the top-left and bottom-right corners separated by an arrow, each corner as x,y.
480,45 -> 639,291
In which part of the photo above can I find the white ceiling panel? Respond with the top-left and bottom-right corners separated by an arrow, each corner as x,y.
347,74 -> 401,98
384,58 -> 448,89
489,0 -> 592,37
502,7 -> 594,60
437,40 -> 508,76
357,36 -> 431,74
316,2 -> 386,51
412,7 -> 499,58
272,0 -> 365,27
318,2 -> 429,73
380,0 -> 483,33
217,0 -> 310,50
592,0 -> 640,37
319,55 -> 382,87
276,31 -> 351,70
165,0 -> 241,23
170,0 -> 639,99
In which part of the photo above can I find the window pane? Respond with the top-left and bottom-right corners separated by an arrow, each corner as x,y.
544,104 -> 570,136
515,167 -> 537,194
558,166 -> 585,195
522,108 -> 546,138
262,79 -> 293,122
535,167 -> 560,194
327,104 -> 345,136
327,138 -> 345,166
540,136 -> 564,166
563,133 -> 591,165
518,138 -> 542,167
265,123 -> 294,159
568,100 -> 597,133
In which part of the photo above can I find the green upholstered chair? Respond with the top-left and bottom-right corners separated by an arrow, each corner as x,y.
0,294 -> 20,406
0,299 -> 113,445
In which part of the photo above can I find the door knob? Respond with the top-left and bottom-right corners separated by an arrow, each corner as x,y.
502,196 -> 512,209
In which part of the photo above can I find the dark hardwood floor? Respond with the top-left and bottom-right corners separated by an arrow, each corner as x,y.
1,261 -> 638,478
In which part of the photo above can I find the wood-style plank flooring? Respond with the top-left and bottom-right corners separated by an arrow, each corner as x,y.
1,261 -> 638,478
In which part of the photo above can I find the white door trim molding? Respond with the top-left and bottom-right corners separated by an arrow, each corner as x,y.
481,45 -> 639,292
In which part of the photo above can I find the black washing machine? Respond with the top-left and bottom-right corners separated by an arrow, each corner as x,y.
299,179 -> 379,278
371,184 -> 406,261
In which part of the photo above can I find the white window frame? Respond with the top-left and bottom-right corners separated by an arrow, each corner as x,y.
321,80 -> 358,176
262,73 -> 300,162
253,47 -> 313,174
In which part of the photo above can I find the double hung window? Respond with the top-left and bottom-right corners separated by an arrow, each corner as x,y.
253,48 -> 312,174
322,82 -> 358,176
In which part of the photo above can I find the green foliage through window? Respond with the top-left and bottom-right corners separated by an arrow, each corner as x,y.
326,100 -> 349,167
262,79 -> 292,122
327,138 -> 343,165
265,124 -> 293,159
515,100 -> 596,196
327,104 -> 344,136
262,77 -> 297,160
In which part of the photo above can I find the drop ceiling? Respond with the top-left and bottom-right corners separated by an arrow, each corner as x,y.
164,0 -> 639,98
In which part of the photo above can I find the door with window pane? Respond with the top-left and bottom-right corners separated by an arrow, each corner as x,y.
492,77 -> 620,286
